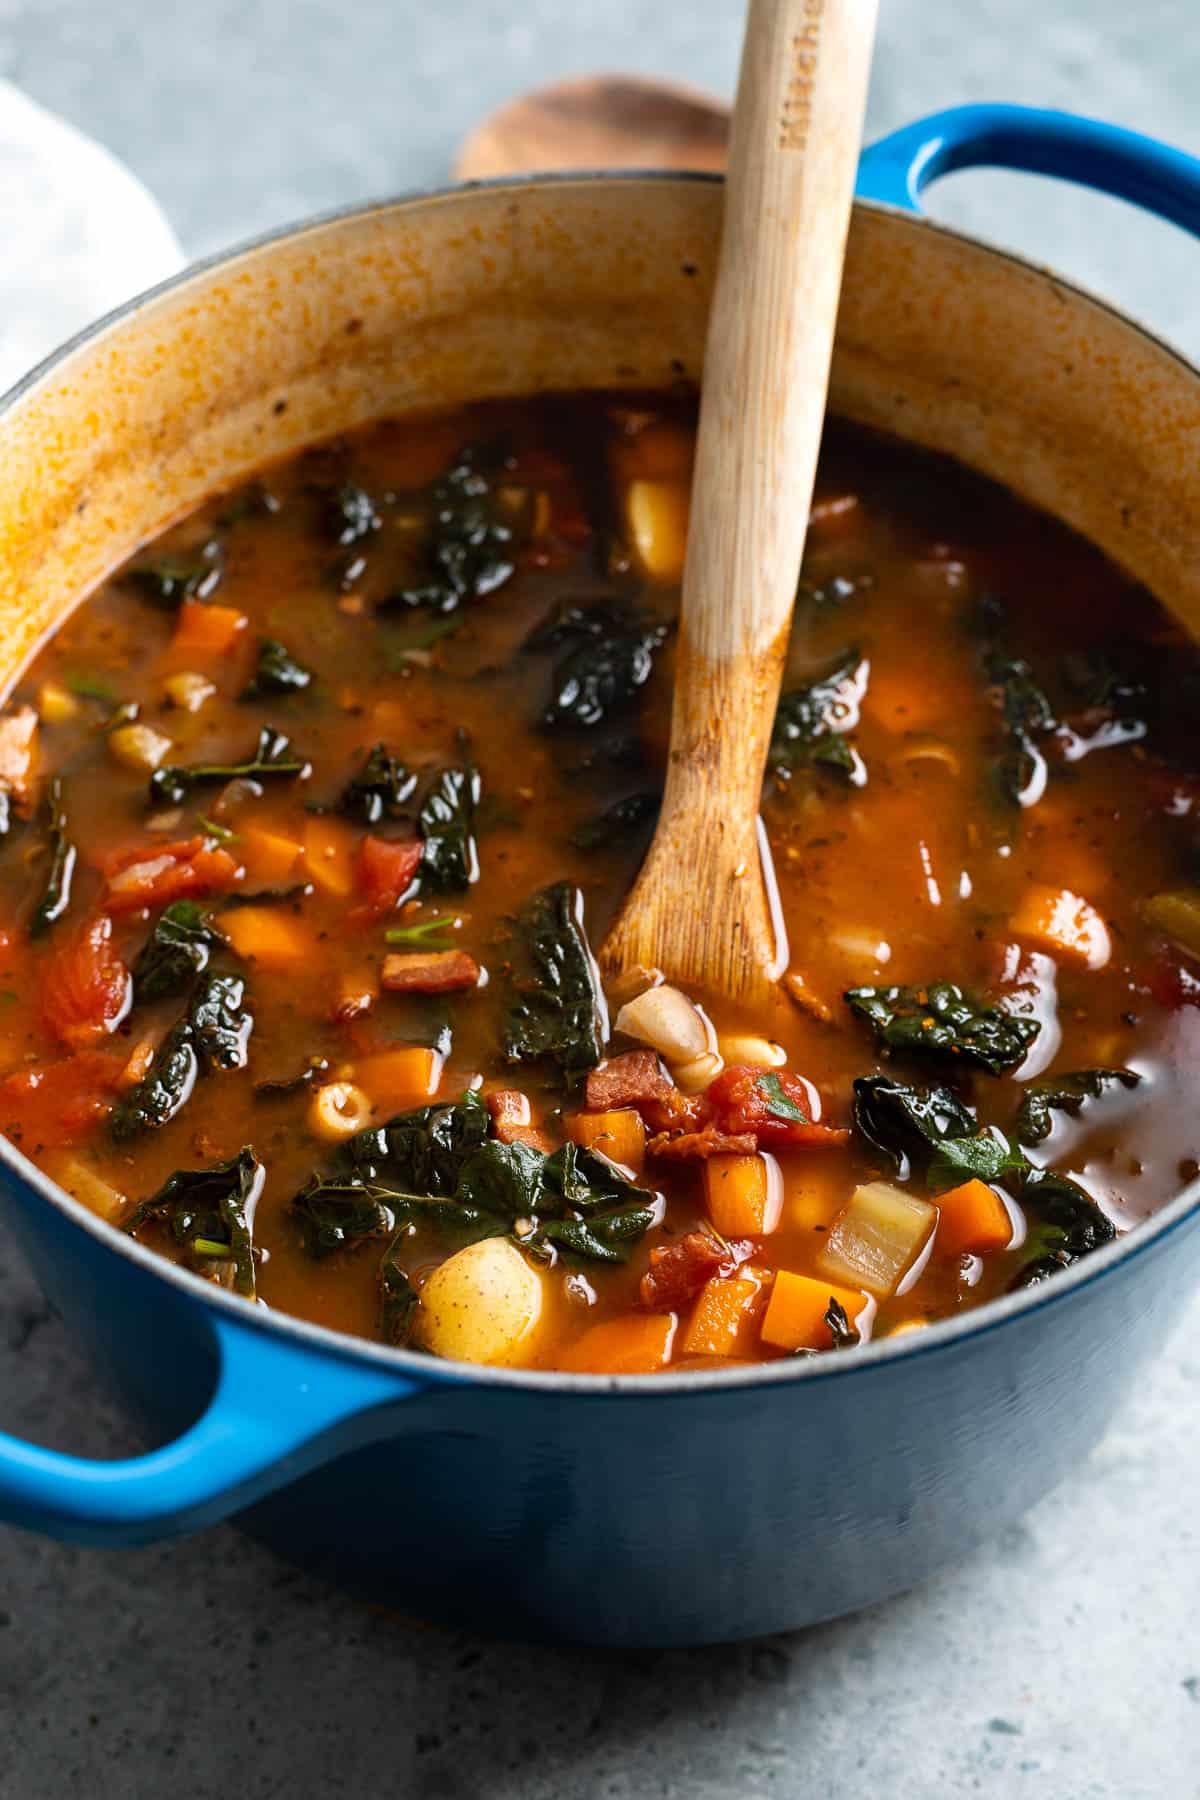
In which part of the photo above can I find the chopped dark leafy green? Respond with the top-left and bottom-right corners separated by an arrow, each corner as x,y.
254,1057 -> 330,1099
110,1024 -> 198,1141
418,764 -> 480,892
291,1179 -> 396,1258
526,599 -> 672,731
190,971 -> 253,1071
379,1248 -> 420,1346
332,1091 -> 661,1304
123,542 -> 223,609
337,743 -> 418,824
28,778 -> 76,938
222,883 -> 310,908
1060,643 -> 1150,723
851,1077 -> 979,1183
150,726 -> 308,806
928,1127 -> 1031,1192
1009,1170 -> 1117,1288
570,790 -> 660,851
325,480 -> 381,546
502,881 -> 605,1083
111,972 -> 252,1140
984,650 -> 1056,805
240,638 -> 313,699
1014,1068 -> 1141,1146
769,649 -> 868,785
125,1148 -> 262,1296
824,1296 -> 860,1350
131,900 -> 222,1003
845,981 -> 1039,1076
384,445 -> 515,614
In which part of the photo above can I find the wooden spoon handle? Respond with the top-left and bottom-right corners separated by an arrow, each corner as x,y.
602,0 -> 877,999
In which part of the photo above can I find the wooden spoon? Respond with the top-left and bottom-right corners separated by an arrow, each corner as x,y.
600,0 -> 878,1007
455,74 -> 729,181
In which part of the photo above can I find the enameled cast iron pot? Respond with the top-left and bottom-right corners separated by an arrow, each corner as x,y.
1,105 -> 1199,1649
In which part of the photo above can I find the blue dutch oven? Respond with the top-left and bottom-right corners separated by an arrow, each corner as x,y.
1,105 -> 1199,1648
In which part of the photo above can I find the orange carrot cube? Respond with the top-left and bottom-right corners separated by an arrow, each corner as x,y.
704,1153 -> 781,1237
559,1312 -> 676,1375
759,1271 -> 868,1353
935,1179 -> 1013,1258
221,906 -> 310,969
356,1046 -> 442,1115
168,600 -> 248,663
1010,884 -> 1111,969
682,1276 -> 760,1357
303,814 -> 356,897
565,1108 -> 646,1173
239,824 -> 304,887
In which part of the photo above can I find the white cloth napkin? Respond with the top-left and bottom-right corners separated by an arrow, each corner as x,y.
0,79 -> 183,394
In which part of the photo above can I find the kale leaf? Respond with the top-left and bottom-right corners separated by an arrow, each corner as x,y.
125,1147 -> 262,1296
570,789 -> 661,851
851,1076 -> 979,1182
123,542 -> 223,609
526,599 -> 672,731
290,1179 -> 396,1258
825,1296 -> 860,1350
418,764 -> 480,892
337,743 -> 418,825
1060,643 -> 1150,724
379,1247 -> 420,1345
985,650 -> 1056,804
111,971 -> 252,1141
845,981 -> 1039,1076
384,445 -> 515,614
1014,1067 -> 1141,1146
502,881 -> 606,1083
241,638 -> 313,699
150,726 -> 308,806
324,481 -> 381,546
1009,1170 -> 1118,1288
131,900 -> 221,1003
769,648 -> 869,783
28,777 -> 76,938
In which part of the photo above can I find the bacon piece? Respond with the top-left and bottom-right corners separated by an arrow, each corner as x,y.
707,1064 -> 850,1150
0,705 -> 39,815
0,1050 -> 123,1148
350,834 -> 423,924
486,1088 -> 554,1152
646,1126 -> 758,1161
640,1230 -> 753,1311
40,916 -> 130,1048
380,949 -> 480,994
103,836 -> 239,914
585,1049 -> 705,1134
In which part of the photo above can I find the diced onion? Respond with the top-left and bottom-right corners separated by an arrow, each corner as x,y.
164,670 -> 216,712
614,983 -> 711,1064
414,1238 -> 545,1367
108,722 -> 173,772
818,1181 -> 937,1299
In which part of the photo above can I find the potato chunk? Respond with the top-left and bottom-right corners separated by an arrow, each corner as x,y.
414,1238 -> 545,1368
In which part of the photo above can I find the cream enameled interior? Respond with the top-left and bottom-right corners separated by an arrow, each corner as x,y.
1,176 -> 1198,696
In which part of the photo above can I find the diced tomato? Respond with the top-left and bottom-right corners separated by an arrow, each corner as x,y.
0,1051 -> 123,1149
640,1231 -> 753,1311
350,834 -> 422,924
103,836 -> 239,914
707,1065 -> 850,1150
40,916 -> 130,1048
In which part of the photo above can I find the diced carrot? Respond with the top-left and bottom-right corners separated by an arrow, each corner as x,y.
559,1312 -> 676,1375
1010,883 -> 1111,970
681,1276 -> 760,1357
303,814 -> 356,897
760,1271 -> 868,1353
0,1050 -> 123,1149
221,905 -> 311,969
356,1046 -> 442,1115
704,1152 -> 782,1237
935,1179 -> 1013,1258
565,1107 -> 647,1174
239,824 -> 304,887
167,600 -> 248,663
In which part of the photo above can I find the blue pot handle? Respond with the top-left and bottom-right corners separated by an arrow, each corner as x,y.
0,1305 -> 422,1546
856,102 -> 1200,233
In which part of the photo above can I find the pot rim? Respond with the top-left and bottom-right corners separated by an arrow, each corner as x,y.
3,168 -> 1198,1396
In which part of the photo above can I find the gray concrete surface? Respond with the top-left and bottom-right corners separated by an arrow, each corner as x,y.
1,2 -> 1199,1794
